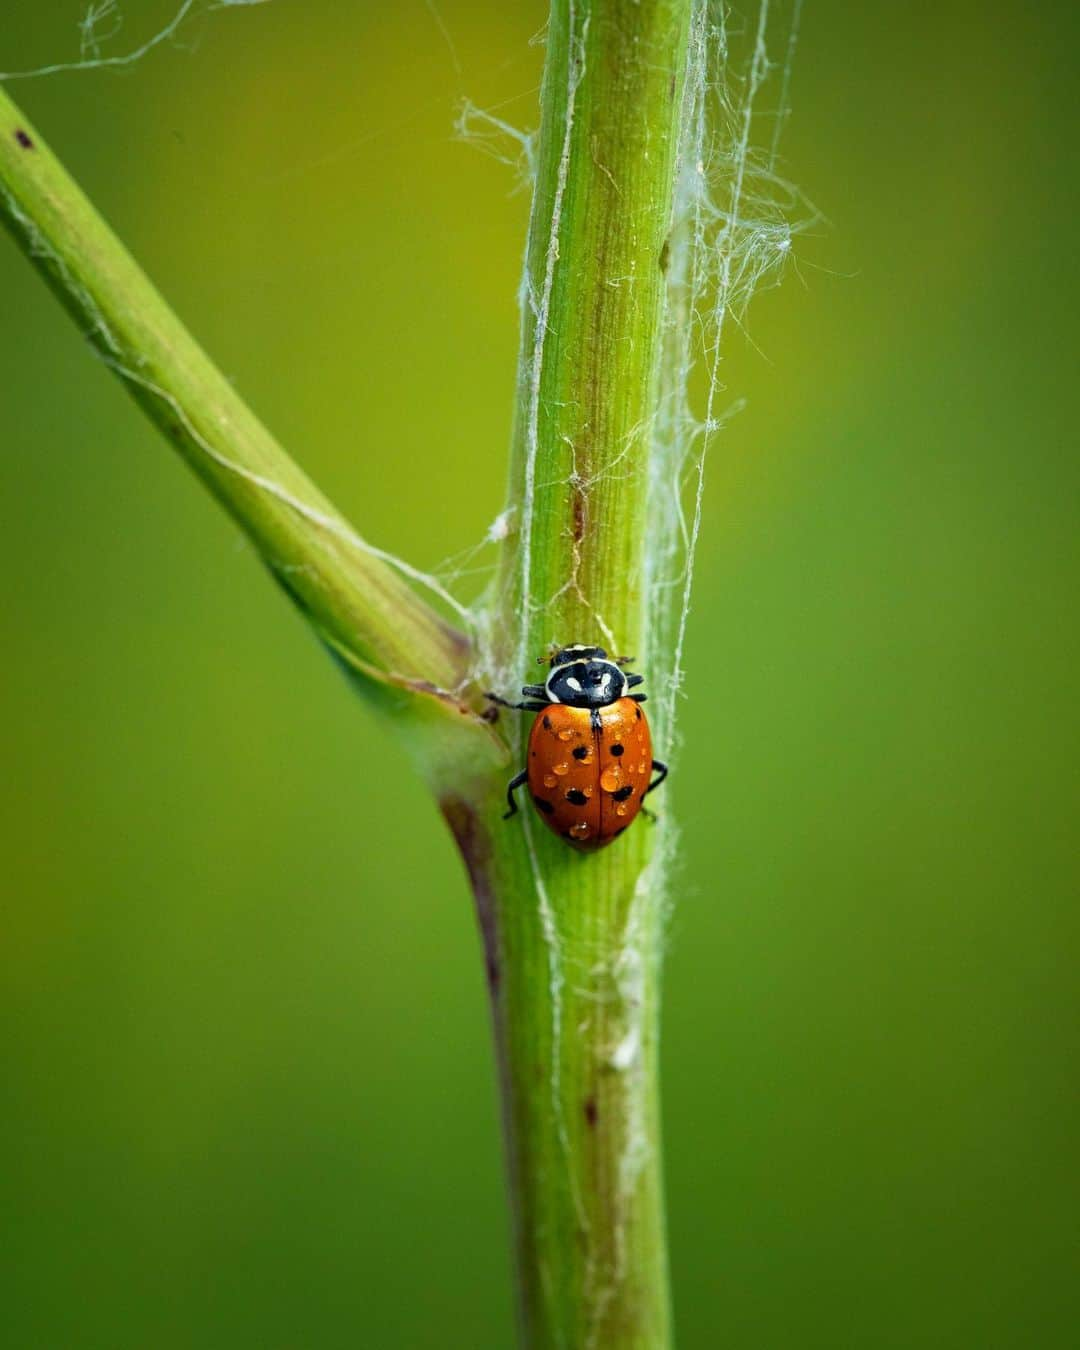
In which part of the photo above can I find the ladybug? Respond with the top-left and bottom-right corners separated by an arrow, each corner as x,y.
487,644 -> 668,851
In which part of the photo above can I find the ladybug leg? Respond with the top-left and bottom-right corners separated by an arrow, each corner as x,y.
485,692 -> 548,712
503,769 -> 528,820
625,673 -> 644,689
644,759 -> 668,797
485,692 -> 520,709
629,693 -> 648,704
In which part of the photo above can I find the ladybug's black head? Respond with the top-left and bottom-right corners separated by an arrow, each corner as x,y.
545,648 -> 626,709
548,644 -> 607,668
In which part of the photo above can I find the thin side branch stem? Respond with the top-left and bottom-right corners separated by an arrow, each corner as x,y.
0,87 -> 466,693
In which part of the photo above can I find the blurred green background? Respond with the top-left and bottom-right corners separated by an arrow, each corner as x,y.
2,2 -> 1077,1346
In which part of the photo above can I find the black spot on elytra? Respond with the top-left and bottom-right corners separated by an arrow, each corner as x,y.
532,796 -> 554,815
584,1097 -> 598,1127
14,129 -> 34,150
542,715 -> 552,730
572,745 -> 589,760
610,743 -> 624,757
635,707 -> 642,720
566,788 -> 588,806
612,785 -> 634,802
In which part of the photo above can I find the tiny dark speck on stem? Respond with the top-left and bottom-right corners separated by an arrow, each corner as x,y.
15,129 -> 34,150
659,237 -> 671,274
584,1097 -> 598,1128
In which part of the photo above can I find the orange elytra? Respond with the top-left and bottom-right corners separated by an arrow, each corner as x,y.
488,644 -> 668,851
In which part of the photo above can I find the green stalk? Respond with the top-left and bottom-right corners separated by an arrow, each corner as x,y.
2,2 -> 699,1341
448,3 -> 694,1345
0,86 -> 465,697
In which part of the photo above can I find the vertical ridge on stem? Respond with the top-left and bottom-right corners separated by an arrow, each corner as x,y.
472,3 -> 807,1345
481,3 -> 697,1344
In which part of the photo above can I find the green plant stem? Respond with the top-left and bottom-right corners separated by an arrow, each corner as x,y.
448,3 -> 694,1346
0,86 -> 465,697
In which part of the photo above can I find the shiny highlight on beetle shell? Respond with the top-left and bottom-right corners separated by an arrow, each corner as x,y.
525,697 -> 653,850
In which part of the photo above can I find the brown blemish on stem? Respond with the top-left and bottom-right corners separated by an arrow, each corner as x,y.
572,487 -> 587,544
439,796 -> 500,995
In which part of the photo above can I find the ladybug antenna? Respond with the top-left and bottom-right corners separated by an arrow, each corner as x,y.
537,641 -> 564,666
